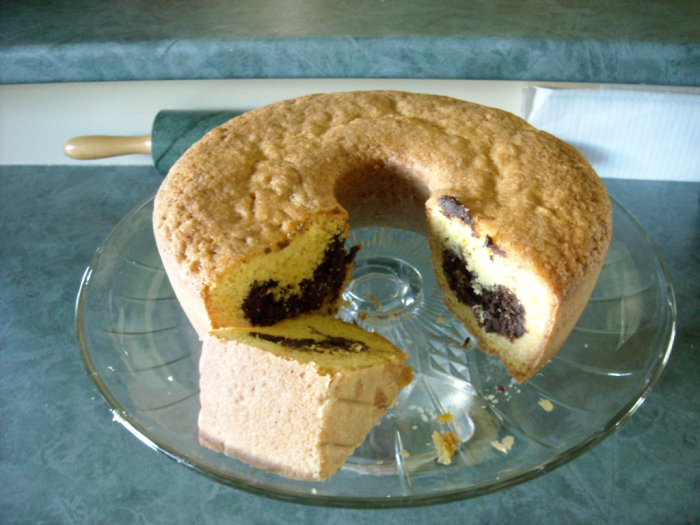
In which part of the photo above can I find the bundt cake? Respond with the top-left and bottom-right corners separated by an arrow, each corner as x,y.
153,90 -> 612,382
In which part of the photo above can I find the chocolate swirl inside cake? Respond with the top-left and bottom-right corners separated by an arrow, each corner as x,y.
442,249 -> 525,342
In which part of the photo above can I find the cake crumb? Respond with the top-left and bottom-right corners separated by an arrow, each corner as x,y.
437,412 -> 455,424
491,435 -> 514,454
400,449 -> 410,458
432,430 -> 461,465
539,398 -> 554,412
369,294 -> 383,310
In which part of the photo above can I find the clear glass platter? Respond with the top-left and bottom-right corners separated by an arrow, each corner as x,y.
76,194 -> 675,508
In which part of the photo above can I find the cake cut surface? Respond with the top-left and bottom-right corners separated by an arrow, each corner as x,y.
198,315 -> 413,481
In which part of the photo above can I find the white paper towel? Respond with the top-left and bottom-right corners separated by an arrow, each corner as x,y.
524,87 -> 700,182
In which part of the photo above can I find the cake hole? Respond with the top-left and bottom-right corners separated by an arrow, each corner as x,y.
334,161 -> 430,234
344,256 -> 423,318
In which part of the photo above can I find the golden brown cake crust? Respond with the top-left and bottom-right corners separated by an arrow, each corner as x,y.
154,90 -> 610,296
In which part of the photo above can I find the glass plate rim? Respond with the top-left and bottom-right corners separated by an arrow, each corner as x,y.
75,192 -> 677,509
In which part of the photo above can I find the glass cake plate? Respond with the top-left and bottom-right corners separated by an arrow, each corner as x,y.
76,194 -> 675,508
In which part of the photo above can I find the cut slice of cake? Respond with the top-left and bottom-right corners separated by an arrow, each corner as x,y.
198,314 -> 413,481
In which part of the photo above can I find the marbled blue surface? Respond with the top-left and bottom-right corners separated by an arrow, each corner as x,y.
1,165 -> 698,524
1,1 -> 699,85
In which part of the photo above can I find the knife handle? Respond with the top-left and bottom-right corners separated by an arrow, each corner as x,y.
63,134 -> 152,159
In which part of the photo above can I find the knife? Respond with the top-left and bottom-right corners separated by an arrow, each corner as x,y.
63,110 -> 246,175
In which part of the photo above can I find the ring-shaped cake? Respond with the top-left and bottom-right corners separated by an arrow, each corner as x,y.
154,90 -> 612,383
